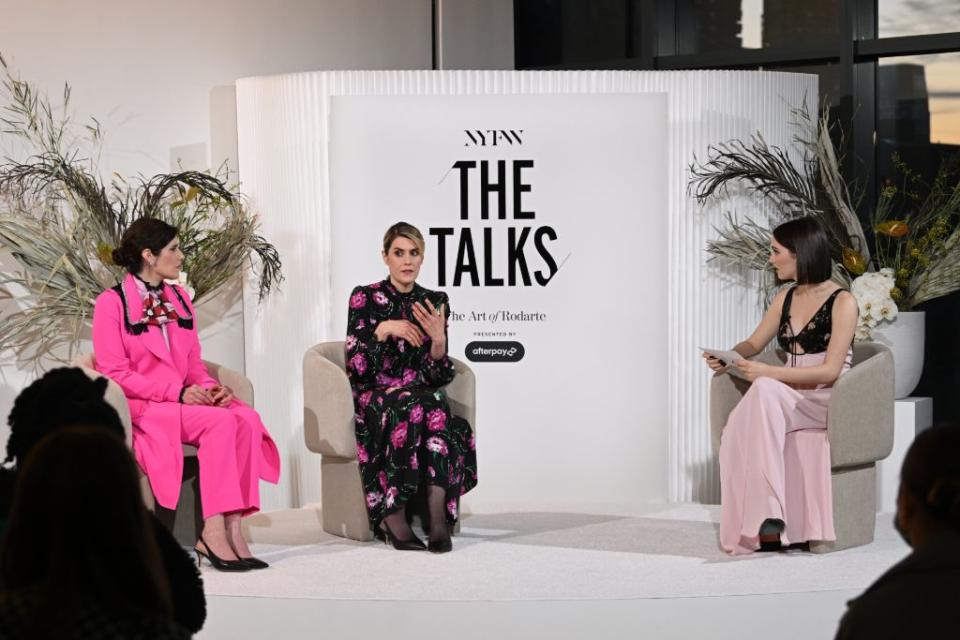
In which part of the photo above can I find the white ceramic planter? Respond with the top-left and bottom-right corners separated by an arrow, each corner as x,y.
871,310 -> 925,399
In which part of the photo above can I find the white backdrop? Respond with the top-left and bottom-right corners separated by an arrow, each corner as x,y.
0,0 -> 435,453
235,70 -> 817,513
329,94 -> 669,507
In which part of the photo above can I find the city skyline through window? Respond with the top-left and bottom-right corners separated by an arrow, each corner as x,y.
879,0 -> 960,38
881,52 -> 960,145
730,0 -> 960,145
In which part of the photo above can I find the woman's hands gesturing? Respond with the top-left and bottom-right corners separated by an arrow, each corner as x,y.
413,299 -> 447,361
372,298 -> 447,360
735,360 -> 775,383
702,352 -> 728,373
412,299 -> 446,343
374,319 -> 426,347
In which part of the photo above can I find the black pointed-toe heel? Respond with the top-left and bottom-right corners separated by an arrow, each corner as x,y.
238,556 -> 269,569
378,521 -> 426,551
758,518 -> 785,552
195,537 -> 251,572
427,537 -> 452,554
427,520 -> 453,553
759,539 -> 782,552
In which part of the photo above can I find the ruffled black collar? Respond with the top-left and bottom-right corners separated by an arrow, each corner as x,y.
133,273 -> 165,292
113,279 -> 194,335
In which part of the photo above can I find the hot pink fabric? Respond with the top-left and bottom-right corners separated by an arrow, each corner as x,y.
92,274 -> 280,518
719,351 -> 850,555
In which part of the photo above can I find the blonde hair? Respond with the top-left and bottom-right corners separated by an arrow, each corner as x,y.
382,221 -> 425,254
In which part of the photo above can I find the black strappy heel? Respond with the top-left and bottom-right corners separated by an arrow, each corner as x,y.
194,536 -> 251,571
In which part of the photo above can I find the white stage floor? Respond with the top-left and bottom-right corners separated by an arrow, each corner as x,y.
197,504 -> 907,639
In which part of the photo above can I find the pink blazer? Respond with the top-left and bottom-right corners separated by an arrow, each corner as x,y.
92,273 -> 276,509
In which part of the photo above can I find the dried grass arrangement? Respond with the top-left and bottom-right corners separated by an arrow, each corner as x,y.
689,101 -> 960,311
689,103 -> 869,300
0,55 -> 282,365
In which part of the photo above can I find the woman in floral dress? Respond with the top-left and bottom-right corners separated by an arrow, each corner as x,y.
345,222 -> 477,553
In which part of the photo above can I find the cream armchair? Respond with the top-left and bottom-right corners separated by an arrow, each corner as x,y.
303,341 -> 476,541
709,342 -> 895,552
73,354 -> 254,545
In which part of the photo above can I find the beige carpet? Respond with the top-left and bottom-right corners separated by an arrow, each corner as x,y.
207,504 -> 908,602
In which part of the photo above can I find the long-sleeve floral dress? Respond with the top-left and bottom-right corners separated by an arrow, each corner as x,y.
345,278 -> 478,531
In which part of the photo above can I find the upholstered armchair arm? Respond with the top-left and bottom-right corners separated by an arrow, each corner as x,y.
827,349 -> 895,468
74,357 -> 134,447
444,357 -> 476,433
708,351 -> 782,453
303,345 -> 357,458
710,373 -> 745,455
202,360 -> 254,406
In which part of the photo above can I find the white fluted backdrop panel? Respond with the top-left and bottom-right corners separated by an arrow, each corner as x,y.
236,70 -> 816,512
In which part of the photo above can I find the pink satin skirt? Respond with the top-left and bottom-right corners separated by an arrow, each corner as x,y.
718,352 -> 849,554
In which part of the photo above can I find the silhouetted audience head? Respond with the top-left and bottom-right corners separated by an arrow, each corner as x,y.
0,367 -> 127,531
835,425 -> 960,639
896,424 -> 960,544
4,367 -> 124,470
1,367 -> 202,637
0,427 -> 174,635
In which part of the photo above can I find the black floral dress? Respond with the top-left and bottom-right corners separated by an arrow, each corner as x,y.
345,278 -> 478,530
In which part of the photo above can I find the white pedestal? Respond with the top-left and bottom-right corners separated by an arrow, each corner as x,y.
876,397 -> 934,512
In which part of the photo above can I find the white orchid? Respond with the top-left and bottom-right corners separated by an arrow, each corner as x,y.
851,270 -> 898,341
878,302 -> 898,321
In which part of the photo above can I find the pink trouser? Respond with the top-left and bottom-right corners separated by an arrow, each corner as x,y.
180,402 -> 265,519
719,352 -> 847,555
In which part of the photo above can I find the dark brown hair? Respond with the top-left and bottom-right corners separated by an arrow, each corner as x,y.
772,216 -> 835,284
901,425 -> 960,531
382,221 -> 425,254
111,217 -> 178,273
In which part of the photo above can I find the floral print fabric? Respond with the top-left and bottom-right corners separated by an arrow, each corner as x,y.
346,278 -> 477,529
777,287 -> 847,355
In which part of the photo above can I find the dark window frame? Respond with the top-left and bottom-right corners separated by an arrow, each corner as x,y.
515,0 -> 960,219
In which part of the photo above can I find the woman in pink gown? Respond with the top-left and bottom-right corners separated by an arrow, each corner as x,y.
703,216 -> 859,554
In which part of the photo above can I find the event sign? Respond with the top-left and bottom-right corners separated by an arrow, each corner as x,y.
329,94 -> 670,508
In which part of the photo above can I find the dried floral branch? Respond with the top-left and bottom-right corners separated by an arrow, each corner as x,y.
690,98 -> 959,311
0,54 -> 283,365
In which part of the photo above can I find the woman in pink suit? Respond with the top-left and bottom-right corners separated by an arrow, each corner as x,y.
93,218 -> 280,571
703,216 -> 859,554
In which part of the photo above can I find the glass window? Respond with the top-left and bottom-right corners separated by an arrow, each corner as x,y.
515,0 -> 564,68
514,0 -> 632,67
877,53 -> 960,192
762,63 -> 843,111
878,0 -> 960,39
676,0 -> 839,54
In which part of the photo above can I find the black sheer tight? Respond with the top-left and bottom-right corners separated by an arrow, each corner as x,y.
427,485 -> 451,544
381,487 -> 452,543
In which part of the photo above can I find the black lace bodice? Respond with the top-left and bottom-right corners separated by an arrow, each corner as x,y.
776,287 -> 847,355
